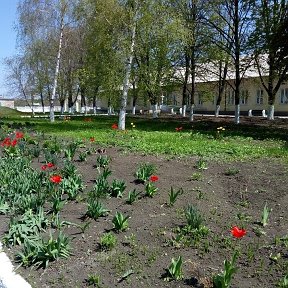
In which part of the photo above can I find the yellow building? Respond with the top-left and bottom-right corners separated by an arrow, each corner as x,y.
163,61 -> 288,116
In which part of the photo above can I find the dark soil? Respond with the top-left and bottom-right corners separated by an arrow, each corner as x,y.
1,116 -> 288,288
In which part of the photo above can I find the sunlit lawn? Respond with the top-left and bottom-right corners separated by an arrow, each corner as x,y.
3,114 -> 287,160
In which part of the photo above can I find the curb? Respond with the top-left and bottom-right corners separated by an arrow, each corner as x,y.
0,242 -> 31,288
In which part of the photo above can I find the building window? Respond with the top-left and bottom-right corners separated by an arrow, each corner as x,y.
240,90 -> 248,105
280,88 -> 288,104
198,93 -> 203,105
256,89 -> 263,105
227,90 -> 235,105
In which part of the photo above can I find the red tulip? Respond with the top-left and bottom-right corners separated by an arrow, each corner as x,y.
15,131 -> 24,139
1,137 -> 11,147
50,175 -> 62,184
231,226 -> 246,238
111,123 -> 118,129
175,127 -> 183,132
150,175 -> 159,182
41,165 -> 48,171
11,139 -> 17,147
90,137 -> 95,142
47,162 -> 55,168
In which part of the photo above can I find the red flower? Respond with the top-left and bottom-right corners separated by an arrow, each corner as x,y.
15,131 -> 24,139
47,162 -> 55,168
50,175 -> 62,184
111,123 -> 118,129
150,175 -> 159,182
41,165 -> 48,171
11,139 -> 17,147
175,127 -> 183,132
1,137 -> 11,147
90,137 -> 95,142
231,226 -> 246,238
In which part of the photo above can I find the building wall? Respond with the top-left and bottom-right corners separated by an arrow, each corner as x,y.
0,100 -> 15,109
168,77 -> 288,114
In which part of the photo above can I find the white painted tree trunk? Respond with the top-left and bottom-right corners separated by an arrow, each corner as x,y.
268,104 -> 274,120
50,16 -> 64,123
152,104 -> 158,118
69,107 -> 73,114
82,106 -> 87,115
235,104 -> 240,124
132,106 -> 136,115
182,104 -> 186,117
215,105 -> 220,117
108,106 -> 113,115
60,106 -> 64,115
93,107 -> 97,115
118,4 -> 137,130
189,104 -> 195,122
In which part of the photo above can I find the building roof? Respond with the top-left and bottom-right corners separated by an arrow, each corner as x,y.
173,55 -> 270,84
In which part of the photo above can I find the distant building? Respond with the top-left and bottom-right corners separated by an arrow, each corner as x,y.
0,98 -> 15,109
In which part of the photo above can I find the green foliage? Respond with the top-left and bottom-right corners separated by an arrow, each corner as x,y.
86,274 -> 101,287
96,155 -> 110,168
11,116 -> 288,161
50,192 -> 66,214
61,160 -> 78,178
145,181 -> 158,197
110,179 -> 126,197
60,174 -> 85,200
63,140 -> 81,161
3,208 -> 48,246
166,256 -> 183,281
185,205 -> 203,230
126,189 -> 140,204
16,232 -> 71,268
79,151 -> 88,162
168,187 -> 183,206
99,232 -> 117,251
195,158 -> 208,170
90,169 -> 112,198
224,168 -> 240,176
86,200 -> 109,220
261,202 -> 271,227
135,163 -> 156,183
277,275 -> 288,288
213,251 -> 239,288
112,212 -> 129,232
191,172 -> 202,181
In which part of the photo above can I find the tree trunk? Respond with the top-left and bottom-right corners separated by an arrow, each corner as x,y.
182,50 -> 190,118
93,95 -> 97,115
118,5 -> 137,130
268,104 -> 274,120
50,14 -> 64,123
215,105 -> 221,117
132,106 -> 136,115
182,104 -> 187,117
40,92 -> 45,114
189,104 -> 195,122
234,0 -> 241,124
235,104 -> 240,124
152,104 -> 158,118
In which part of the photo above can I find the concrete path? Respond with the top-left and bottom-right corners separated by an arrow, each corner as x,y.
0,242 -> 31,288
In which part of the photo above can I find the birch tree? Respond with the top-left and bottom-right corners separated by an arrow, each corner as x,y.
250,0 -> 288,120
206,0 -> 253,124
118,0 -> 138,130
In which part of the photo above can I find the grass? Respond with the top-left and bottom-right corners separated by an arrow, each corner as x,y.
1,113 -> 288,160
0,106 -> 28,117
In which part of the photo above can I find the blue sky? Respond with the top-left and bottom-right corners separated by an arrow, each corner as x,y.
0,0 -> 18,97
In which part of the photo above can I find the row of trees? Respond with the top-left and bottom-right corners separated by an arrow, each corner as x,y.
5,0 -> 288,126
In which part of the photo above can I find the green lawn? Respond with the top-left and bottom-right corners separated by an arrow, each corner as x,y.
1,114 -> 287,160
